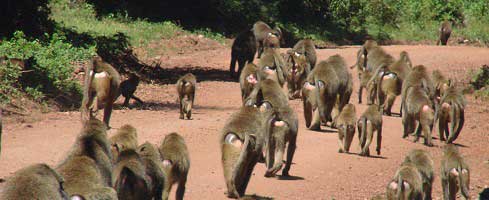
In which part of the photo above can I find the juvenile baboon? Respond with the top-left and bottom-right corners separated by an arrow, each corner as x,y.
438,21 -> 452,46
404,149 -> 434,200
109,124 -> 138,163
357,104 -> 383,156
230,29 -> 257,78
401,65 -> 435,115
441,144 -> 470,200
350,40 -> 379,71
432,70 -> 450,101
402,85 -> 434,146
335,104 -> 356,153
257,48 -> 286,86
290,39 -> 317,69
252,21 -> 281,58
221,103 -> 274,198
284,50 -> 310,99
1,163 -> 69,200
373,51 -> 412,115
436,86 -> 466,143
137,142 -> 166,200
119,73 -> 144,107
386,162 -> 424,200
240,63 -> 259,102
302,55 -> 352,129
176,73 -> 196,120
159,133 -> 190,200
112,149 -> 157,200
81,56 -> 121,129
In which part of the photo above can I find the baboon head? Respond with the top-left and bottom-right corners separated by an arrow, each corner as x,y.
286,50 -> 309,82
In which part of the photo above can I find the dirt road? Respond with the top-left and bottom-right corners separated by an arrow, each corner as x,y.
1,45 -> 489,199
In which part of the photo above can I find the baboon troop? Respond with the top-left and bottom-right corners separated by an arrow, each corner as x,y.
438,21 -> 452,46
177,73 -> 196,120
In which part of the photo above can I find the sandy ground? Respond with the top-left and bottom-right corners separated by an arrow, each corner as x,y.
1,45 -> 489,199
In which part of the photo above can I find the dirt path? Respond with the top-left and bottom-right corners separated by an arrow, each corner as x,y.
1,45 -> 489,199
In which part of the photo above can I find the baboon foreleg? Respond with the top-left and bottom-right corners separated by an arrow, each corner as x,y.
179,98 -> 184,119
344,130 -> 353,153
376,127 -> 382,155
422,123 -> 433,146
384,95 -> 396,116
176,176 -> 187,200
309,109 -> 321,131
338,131 -> 345,153
123,97 -> 130,107
402,114 -> 413,138
361,122 -> 373,156
282,135 -> 297,176
358,86 -> 363,104
439,120 -> 447,141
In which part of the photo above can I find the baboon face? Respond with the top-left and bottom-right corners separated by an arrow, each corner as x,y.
245,74 -> 258,85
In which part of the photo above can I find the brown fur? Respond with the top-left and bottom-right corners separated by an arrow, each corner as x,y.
403,149 -> 434,200
357,104 -> 383,156
1,163 -> 69,200
112,149 -> 153,200
436,86 -> 466,143
109,124 -> 138,163
402,85 -> 435,146
159,133 -> 190,200
176,73 -> 197,120
284,49 -> 310,99
386,162 -> 423,200
441,144 -> 470,200
438,21 -> 452,46
230,29 -> 257,78
252,21 -> 281,58
335,104 -> 356,153
257,48 -> 286,86
401,65 -> 435,115
119,73 -> 143,107
290,39 -> 317,69
81,56 -> 121,129
239,63 -> 259,103
137,142 -> 166,200
432,69 -> 450,101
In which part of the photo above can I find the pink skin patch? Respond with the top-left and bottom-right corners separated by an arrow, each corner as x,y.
389,181 -> 398,190
422,105 -> 431,112
246,75 -> 257,84
442,102 -> 451,109
225,134 -> 243,148
383,74 -> 395,80
274,120 -> 286,127
304,82 -> 315,91
264,67 -> 275,75
163,160 -> 173,167
450,168 -> 459,176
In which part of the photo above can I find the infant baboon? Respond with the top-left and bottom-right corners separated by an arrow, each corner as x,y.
240,63 -> 259,103
402,85 -> 434,146
159,133 -> 190,200
119,73 -> 144,108
335,104 -> 357,153
1,163 -> 69,200
109,124 -> 138,163
258,48 -> 286,86
403,149 -> 434,200
284,50 -> 310,99
112,149 -> 153,200
438,21 -> 452,46
176,73 -> 196,120
81,56 -> 121,129
357,104 -> 383,156
252,21 -> 281,58
386,162 -> 424,200
221,103 -> 273,198
230,29 -> 257,78
432,69 -> 450,101
436,86 -> 466,144
441,144 -> 470,200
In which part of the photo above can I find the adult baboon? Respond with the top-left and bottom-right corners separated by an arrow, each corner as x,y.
1,163 -> 70,200
289,39 -> 317,69
357,104 -> 383,156
386,162 -> 424,200
221,103 -> 273,198
112,149 -> 153,200
335,104 -> 356,153
284,50 -> 310,99
438,21 -> 452,46
159,133 -> 190,200
441,144 -> 470,200
252,21 -> 281,58
137,142 -> 167,200
230,29 -> 257,78
119,73 -> 144,108
404,149 -> 435,200
401,65 -> 436,115
80,56 -> 121,129
239,63 -> 259,103
436,86 -> 466,144
109,124 -> 138,163
257,48 -> 286,86
176,73 -> 196,120
402,85 -> 435,146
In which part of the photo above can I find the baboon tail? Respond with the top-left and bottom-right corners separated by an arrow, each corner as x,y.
458,165 -> 470,199
81,60 -> 96,122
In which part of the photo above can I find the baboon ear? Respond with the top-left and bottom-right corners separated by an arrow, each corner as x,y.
388,181 -> 398,189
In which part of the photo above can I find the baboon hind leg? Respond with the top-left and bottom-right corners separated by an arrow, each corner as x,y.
282,135 -> 297,176
176,176 -> 187,200
103,101 -> 113,129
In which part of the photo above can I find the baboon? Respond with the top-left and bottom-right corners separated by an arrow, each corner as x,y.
402,85 -> 435,146
432,70 -> 450,101
176,73 -> 196,120
335,104 -> 356,153
386,162 -> 424,200
350,40 -> 379,71
373,51 -> 412,115
112,149 -> 156,200
109,124 -> 138,163
290,39 -> 317,69
137,142 -> 166,200
230,29 -> 257,78
159,133 -> 190,200
438,21 -> 452,46
401,65 -> 435,115
1,163 -> 69,200
239,63 -> 259,102
221,102 -> 274,198
252,21 -> 281,58
441,144 -> 470,200
357,104 -> 383,156
363,46 -> 396,105
119,73 -> 144,107
81,56 -> 121,129
284,50 -> 310,99
404,149 -> 435,200
302,55 -> 352,129
257,48 -> 286,86
57,118 -> 113,187
436,86 -> 466,143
